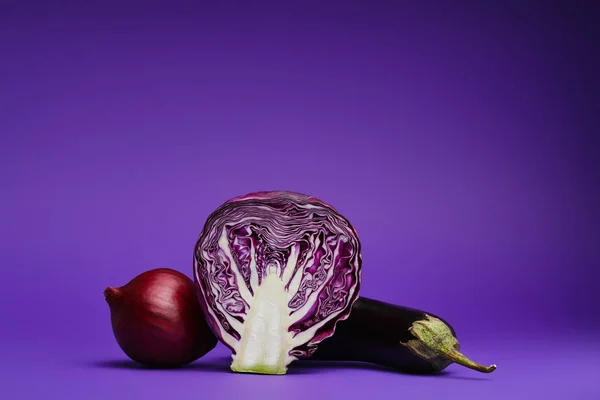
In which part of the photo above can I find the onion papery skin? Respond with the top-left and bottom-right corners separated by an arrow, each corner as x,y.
105,268 -> 218,368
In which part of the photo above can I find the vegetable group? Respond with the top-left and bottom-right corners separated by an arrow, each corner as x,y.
104,268 -> 217,368
103,190 -> 497,377
193,191 -> 362,374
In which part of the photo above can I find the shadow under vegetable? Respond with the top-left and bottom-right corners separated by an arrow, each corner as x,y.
291,360 -> 492,380
86,357 -> 491,380
86,356 -> 232,373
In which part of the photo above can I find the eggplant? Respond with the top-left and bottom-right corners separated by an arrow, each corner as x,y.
310,297 -> 496,374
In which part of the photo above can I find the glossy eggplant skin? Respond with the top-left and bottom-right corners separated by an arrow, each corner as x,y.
310,297 -> 457,374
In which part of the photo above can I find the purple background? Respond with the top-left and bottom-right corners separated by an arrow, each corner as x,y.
1,1 -> 599,398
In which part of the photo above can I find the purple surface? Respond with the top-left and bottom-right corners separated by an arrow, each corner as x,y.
1,1 -> 599,398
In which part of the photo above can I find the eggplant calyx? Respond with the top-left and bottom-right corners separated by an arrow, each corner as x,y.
401,314 -> 497,374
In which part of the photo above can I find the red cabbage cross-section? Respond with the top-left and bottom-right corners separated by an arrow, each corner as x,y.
193,191 -> 362,374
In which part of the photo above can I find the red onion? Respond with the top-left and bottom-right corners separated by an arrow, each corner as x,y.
104,268 -> 217,367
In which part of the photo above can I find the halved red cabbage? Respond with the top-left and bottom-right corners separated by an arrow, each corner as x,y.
193,191 -> 362,374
